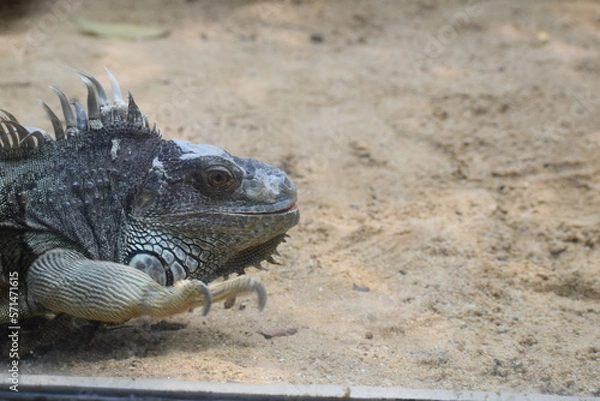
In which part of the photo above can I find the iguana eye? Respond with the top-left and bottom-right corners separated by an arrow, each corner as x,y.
185,157 -> 242,195
190,164 -> 241,196
206,168 -> 232,189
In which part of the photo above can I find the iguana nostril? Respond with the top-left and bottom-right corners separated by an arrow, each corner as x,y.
281,175 -> 296,195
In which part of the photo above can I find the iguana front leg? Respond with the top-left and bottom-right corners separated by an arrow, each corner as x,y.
26,249 -> 266,323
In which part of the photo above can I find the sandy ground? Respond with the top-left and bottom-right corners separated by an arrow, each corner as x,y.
0,0 -> 599,396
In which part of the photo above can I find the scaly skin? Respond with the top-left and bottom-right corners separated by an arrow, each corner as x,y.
0,70 -> 299,330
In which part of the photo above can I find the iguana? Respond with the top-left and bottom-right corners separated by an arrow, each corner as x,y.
0,69 -> 298,333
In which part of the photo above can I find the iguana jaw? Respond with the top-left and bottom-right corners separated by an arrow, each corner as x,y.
222,233 -> 290,273
126,199 -> 299,284
224,202 -> 299,271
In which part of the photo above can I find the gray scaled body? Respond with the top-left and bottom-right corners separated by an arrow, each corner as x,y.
0,69 -> 299,326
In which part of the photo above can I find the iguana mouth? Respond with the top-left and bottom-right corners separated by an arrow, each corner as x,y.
277,201 -> 298,213
236,200 -> 298,216
161,200 -> 298,219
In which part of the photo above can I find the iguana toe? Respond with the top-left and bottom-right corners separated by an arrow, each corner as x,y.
208,276 -> 267,311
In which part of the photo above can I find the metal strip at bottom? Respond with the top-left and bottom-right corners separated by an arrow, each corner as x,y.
0,375 -> 598,401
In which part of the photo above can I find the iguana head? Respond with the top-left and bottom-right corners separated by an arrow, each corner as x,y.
127,138 -> 299,285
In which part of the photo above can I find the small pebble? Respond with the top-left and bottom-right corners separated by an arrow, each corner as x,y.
353,283 -> 370,292
365,331 -> 373,340
223,296 -> 236,309
260,327 -> 298,339
310,33 -> 324,43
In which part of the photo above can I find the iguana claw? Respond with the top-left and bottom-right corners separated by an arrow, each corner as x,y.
187,279 -> 212,316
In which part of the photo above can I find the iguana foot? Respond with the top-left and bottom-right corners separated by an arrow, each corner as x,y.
208,275 -> 267,311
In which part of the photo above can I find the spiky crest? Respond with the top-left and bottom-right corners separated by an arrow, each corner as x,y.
0,69 -> 160,152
